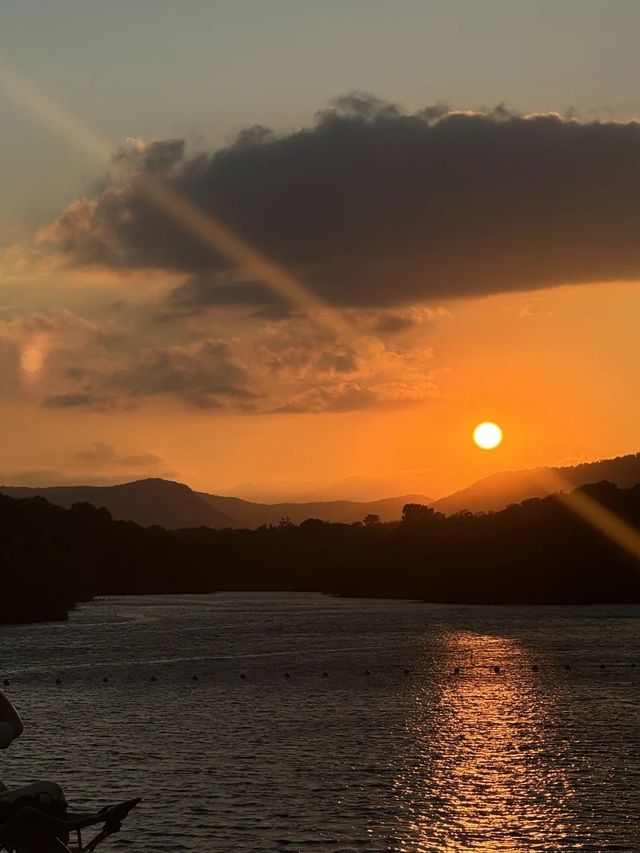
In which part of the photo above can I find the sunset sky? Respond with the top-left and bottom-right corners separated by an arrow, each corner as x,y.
1,0 -> 639,501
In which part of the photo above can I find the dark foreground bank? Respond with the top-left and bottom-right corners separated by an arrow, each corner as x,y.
1,480 -> 640,623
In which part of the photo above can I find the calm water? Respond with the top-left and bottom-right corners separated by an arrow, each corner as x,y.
1,593 -> 639,852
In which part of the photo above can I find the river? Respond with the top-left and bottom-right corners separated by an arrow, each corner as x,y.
1,593 -> 638,851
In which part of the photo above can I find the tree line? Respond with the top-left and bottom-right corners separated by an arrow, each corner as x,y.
1,480 -> 640,623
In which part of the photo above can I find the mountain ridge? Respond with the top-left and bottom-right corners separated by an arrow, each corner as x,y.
3,451 -> 639,528
0,478 -> 233,529
433,453 -> 640,515
0,478 -> 431,529
197,492 -> 432,528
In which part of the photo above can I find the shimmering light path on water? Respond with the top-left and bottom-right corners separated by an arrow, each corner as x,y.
1,594 -> 639,851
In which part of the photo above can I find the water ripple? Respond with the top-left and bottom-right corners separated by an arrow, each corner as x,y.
0,593 -> 637,851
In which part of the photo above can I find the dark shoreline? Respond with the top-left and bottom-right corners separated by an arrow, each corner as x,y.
7,589 -> 640,627
2,480 -> 640,624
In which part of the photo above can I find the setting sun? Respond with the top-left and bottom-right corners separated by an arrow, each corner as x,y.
0,5 -> 639,853
473,421 -> 503,450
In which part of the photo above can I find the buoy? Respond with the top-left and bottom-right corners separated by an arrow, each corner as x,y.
453,667 -> 461,675
322,671 -> 328,678
192,674 -> 199,681
102,676 -> 109,683
150,676 -> 158,682
494,666 -> 501,674
284,672 -> 290,679
55,678 -> 62,685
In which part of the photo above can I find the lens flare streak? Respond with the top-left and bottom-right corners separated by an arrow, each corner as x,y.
0,55 -> 349,339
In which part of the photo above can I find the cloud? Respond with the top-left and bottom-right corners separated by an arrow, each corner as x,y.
230,312 -> 440,413
169,274 -> 288,314
32,305 -> 440,414
45,340 -> 256,411
43,392 -> 112,410
0,469 -> 170,488
41,97 -> 640,308
0,469 -> 70,487
71,442 -> 163,468
273,383 -> 379,414
0,309 -> 127,407
72,442 -> 120,464
0,445 -> 170,489
105,341 -> 254,409
114,137 -> 186,173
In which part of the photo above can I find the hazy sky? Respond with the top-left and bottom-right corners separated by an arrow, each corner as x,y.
1,1 -> 639,500
3,0 -> 640,233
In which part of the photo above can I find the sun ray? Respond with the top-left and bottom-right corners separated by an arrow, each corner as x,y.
0,56 -> 349,336
537,469 -> 640,563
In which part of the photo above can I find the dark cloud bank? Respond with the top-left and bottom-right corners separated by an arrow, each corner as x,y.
47,95 -> 640,308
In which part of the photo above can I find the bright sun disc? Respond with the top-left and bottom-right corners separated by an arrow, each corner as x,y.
473,421 -> 503,450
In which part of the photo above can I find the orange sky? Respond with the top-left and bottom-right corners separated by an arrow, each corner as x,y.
1,249 -> 637,501
1,24 -> 640,502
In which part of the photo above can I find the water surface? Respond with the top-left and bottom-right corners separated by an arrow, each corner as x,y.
1,593 -> 638,851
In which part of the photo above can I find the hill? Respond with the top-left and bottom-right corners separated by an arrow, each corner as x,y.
3,480 -> 640,623
0,479 -> 430,529
197,492 -> 432,528
433,453 -> 640,515
0,479 -> 233,529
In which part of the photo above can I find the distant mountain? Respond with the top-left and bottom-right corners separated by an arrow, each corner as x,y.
0,479 -> 233,529
433,453 -> 640,515
0,478 -> 431,529
5,453 -> 640,528
197,492 -> 432,528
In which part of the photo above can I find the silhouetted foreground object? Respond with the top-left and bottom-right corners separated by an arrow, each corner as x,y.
1,481 -> 640,623
0,689 -> 140,852
0,795 -> 140,853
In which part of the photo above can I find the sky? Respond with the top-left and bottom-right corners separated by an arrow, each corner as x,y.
1,0 -> 639,501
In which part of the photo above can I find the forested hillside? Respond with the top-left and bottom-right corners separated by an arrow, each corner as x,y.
1,481 -> 640,623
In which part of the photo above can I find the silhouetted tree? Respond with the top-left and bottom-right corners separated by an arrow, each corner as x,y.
401,503 -> 438,524
2,480 -> 640,623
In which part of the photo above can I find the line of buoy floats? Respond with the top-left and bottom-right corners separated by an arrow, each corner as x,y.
1,663 -> 636,686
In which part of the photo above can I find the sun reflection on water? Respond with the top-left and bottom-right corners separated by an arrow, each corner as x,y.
393,632 -> 575,851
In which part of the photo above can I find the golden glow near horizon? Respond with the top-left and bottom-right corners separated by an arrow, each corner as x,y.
473,421 -> 503,450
